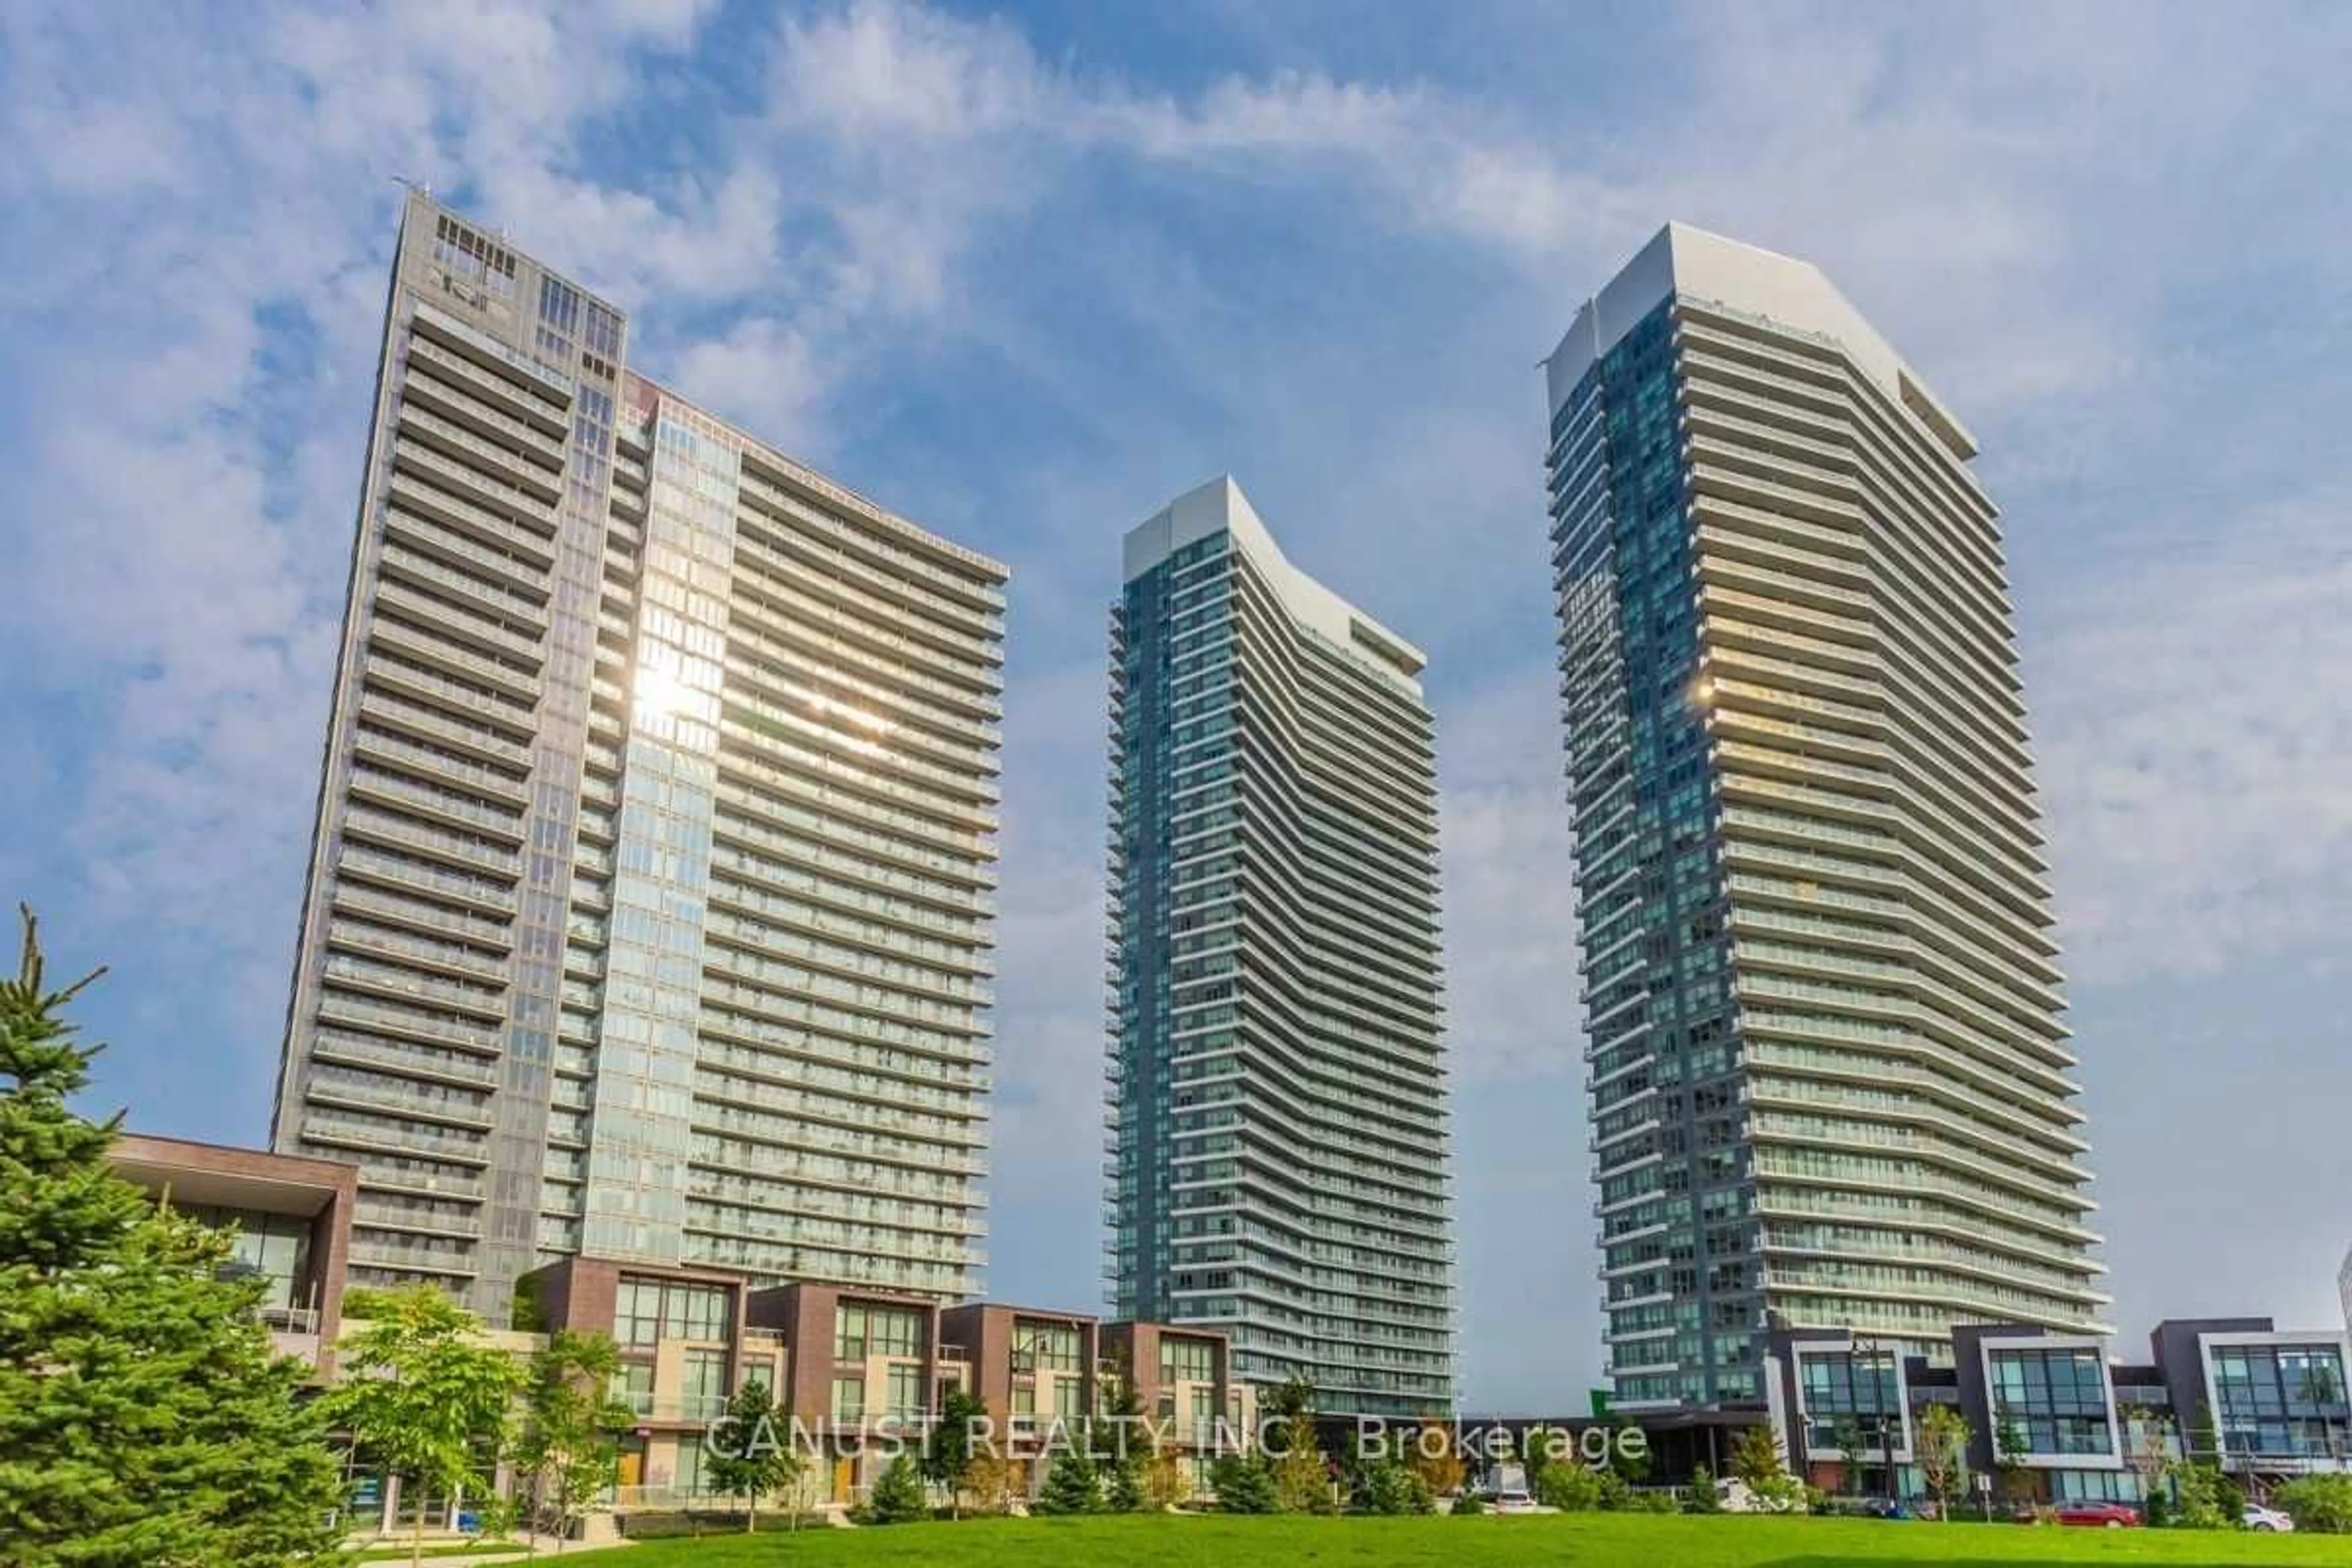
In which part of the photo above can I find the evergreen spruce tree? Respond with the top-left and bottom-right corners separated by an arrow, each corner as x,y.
1034,1449 -> 1102,1515
924,1387 -> 989,1518
1104,1458 -> 1145,1513
704,1378 -> 802,1532
0,908 -> 344,1568
864,1452 -> 929,1523
1209,1452 -> 1278,1513
1093,1374 -> 1147,1512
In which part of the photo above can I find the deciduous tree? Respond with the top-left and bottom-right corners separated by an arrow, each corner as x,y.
1137,1446 -> 1188,1510
1830,1416 -> 1867,1497
1915,1405 -> 1972,1518
513,1329 -> 630,1548
1994,1417 -> 2034,1506
704,1378 -> 802,1532
1729,1422 -> 1789,1493
1403,1420 -> 1466,1499
321,1282 -> 526,1568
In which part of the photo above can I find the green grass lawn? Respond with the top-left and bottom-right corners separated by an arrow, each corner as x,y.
596,1513 -> 2346,1567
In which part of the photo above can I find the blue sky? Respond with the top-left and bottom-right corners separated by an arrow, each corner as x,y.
2,0 -> 2348,1409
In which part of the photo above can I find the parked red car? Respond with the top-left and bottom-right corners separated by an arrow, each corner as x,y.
2052,1502 -> 2141,1529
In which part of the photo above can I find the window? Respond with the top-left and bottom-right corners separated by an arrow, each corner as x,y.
615,1280 -> 662,1348
886,1364 -> 924,1423
2212,1343 -> 2351,1460
1989,1348 -> 2114,1457
583,302 -> 624,359
539,275 -> 580,335
432,215 -> 516,297
835,1303 -> 922,1360
682,1349 -> 728,1421
1017,1321 -> 1082,1373
183,1205 -> 310,1313
664,1284 -> 729,1341
673,1438 -> 709,1496
831,1376 -> 864,1422
617,1276 -> 730,1346
611,1362 -> 654,1418
1161,1336 -> 1215,1385
1799,1349 -> 1904,1452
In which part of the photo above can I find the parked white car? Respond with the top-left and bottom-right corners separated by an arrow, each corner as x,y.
2244,1504 -> 2295,1533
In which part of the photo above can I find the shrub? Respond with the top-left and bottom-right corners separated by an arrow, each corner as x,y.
1357,1460 -> 1434,1516
1452,1488 -> 1486,1516
1686,1466 -> 1723,1514
1210,1453 -> 1278,1514
2170,1462 -> 2230,1529
864,1455 -> 927,1525
959,1452 -> 1014,1517
1537,1463 -> 1603,1512
1138,1450 -> 1189,1511
1595,1471 -> 1634,1511
2278,1475 -> 2352,1534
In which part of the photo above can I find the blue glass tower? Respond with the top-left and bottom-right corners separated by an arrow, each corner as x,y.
1107,477 -> 1455,1417
1548,226 -> 2105,1411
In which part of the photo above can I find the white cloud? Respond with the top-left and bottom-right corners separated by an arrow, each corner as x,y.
2039,490 -> 2352,984
0,0 -> 752,1082
660,314 -> 831,456
773,0 -> 1047,140
1436,668 -> 1585,1083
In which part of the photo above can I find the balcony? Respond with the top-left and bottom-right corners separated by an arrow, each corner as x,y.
385,470 -> 556,571
336,846 -> 518,918
355,685 -> 535,770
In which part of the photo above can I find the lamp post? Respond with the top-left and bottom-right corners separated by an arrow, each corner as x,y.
1855,1337 -> 1895,1505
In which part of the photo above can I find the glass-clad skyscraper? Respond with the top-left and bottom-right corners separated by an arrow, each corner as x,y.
272,192 -> 1003,1321
1545,225 -> 2105,1411
1106,477 -> 1454,1417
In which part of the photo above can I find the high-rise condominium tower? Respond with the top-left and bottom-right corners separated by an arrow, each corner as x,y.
273,192 -> 1003,1321
1106,477 -> 1454,1417
1546,225 -> 2105,1411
